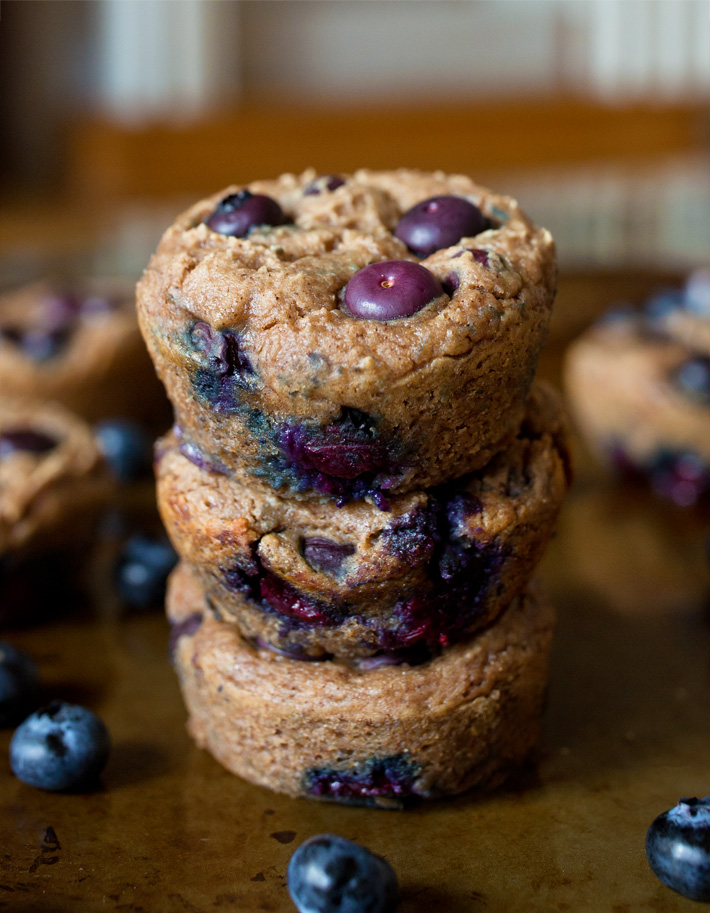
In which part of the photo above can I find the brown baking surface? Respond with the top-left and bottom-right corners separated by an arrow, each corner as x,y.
1,272 -> 709,911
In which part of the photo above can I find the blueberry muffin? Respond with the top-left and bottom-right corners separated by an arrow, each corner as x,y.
167,564 -> 555,806
650,268 -> 710,357
565,296 -> 710,507
0,398 -> 114,622
138,168 -> 556,504
157,381 -> 570,662
0,279 -> 168,426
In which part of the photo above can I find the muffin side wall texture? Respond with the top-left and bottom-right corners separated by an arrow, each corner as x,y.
137,169 -> 557,503
157,381 -> 570,662
168,565 -> 555,806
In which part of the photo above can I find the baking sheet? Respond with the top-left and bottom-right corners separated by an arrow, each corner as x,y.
1,273 -> 709,912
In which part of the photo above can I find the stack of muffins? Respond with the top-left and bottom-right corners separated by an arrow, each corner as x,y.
137,169 -> 570,807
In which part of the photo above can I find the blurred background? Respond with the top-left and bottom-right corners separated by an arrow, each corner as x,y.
0,0 -> 708,297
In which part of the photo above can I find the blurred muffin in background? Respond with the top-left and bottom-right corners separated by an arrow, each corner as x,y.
0,278 -> 169,429
565,269 -> 710,508
0,397 -> 115,625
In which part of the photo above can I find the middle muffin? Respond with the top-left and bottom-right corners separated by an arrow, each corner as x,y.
157,381 -> 570,664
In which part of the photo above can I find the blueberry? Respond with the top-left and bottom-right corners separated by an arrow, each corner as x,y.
204,189 -> 283,237
342,260 -> 443,321
304,175 -> 346,196
303,538 -> 355,575
287,834 -> 400,913
395,195 -> 488,257
644,288 -> 685,321
115,534 -> 178,607
306,756 -> 418,806
259,573 -> 335,627
685,269 -> 710,316
95,419 -> 152,482
168,612 -> 203,662
10,700 -> 110,792
0,643 -> 38,727
0,324 -> 72,361
0,428 -> 58,458
673,356 -> 710,405
646,797 -> 710,901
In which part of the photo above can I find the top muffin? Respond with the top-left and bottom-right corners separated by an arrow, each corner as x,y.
137,169 -> 556,504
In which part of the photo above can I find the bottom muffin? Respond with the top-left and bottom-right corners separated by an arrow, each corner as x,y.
167,564 -> 555,807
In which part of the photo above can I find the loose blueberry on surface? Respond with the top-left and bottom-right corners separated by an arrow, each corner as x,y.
95,419 -> 152,482
673,356 -> 710,405
646,797 -> 710,902
115,534 -> 178,608
204,189 -> 283,237
288,834 -> 400,913
0,643 -> 38,727
395,195 -> 488,257
304,175 -> 346,196
342,260 -> 443,321
10,700 -> 110,791
0,428 -> 58,458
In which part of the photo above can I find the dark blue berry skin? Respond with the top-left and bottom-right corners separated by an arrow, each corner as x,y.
673,356 -> 710,405
95,419 -> 152,482
115,534 -> 178,608
646,797 -> 710,901
204,190 -> 283,237
395,195 -> 488,257
342,260 -> 443,321
288,834 -> 400,913
10,701 -> 110,792
0,643 -> 38,727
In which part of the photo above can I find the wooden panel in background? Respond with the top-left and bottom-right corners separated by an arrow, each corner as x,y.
66,99 -> 710,200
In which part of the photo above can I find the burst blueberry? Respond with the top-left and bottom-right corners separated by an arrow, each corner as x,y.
0,643 -> 38,727
95,419 -> 152,481
115,534 -> 178,608
10,701 -> 110,792
395,195 -> 488,257
303,538 -> 356,575
646,797 -> 710,901
204,189 -> 283,237
288,834 -> 400,913
342,260 -> 443,321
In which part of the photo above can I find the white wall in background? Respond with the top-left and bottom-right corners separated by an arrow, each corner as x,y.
240,0 -> 710,104
94,0 -> 242,124
88,0 -> 710,119
241,0 -> 562,102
